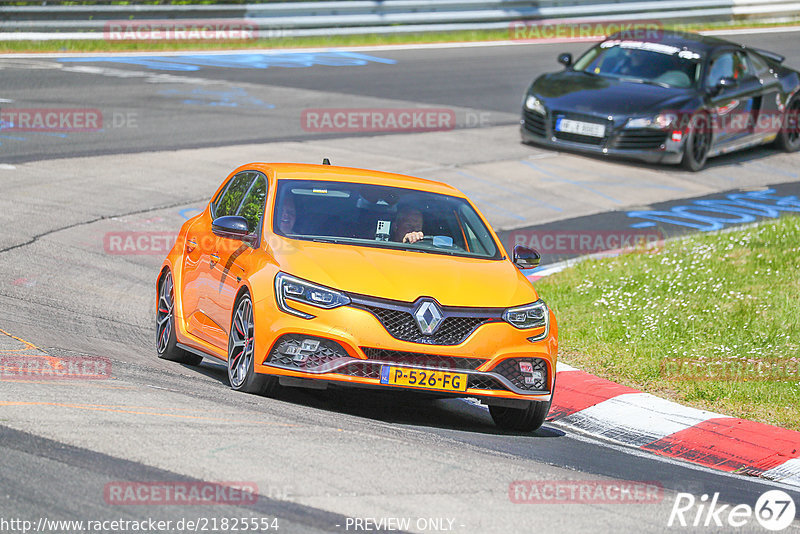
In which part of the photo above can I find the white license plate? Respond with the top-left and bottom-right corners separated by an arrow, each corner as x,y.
556,118 -> 606,138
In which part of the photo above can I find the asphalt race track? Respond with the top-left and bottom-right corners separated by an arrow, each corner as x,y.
1,30 -> 800,533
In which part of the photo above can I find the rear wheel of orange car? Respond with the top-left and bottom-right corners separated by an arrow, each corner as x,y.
156,270 -> 202,366
228,293 -> 278,395
489,399 -> 551,432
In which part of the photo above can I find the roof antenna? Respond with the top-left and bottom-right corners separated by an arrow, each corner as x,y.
322,158 -> 331,165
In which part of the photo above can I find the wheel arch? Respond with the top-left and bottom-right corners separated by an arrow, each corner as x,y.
229,283 -> 254,332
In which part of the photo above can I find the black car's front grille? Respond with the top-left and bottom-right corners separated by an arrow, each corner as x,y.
553,131 -> 605,145
350,294 -> 503,346
551,111 -> 609,146
522,109 -> 546,137
362,347 -> 487,371
491,357 -> 548,391
614,130 -> 668,150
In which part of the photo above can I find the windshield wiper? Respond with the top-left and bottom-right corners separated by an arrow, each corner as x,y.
618,76 -> 670,88
309,236 -> 349,244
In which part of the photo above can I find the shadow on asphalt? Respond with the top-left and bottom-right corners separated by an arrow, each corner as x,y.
522,140 -> 782,173
189,358 -> 565,438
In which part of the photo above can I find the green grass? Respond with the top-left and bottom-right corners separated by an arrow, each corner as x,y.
2,19 -> 798,54
537,216 -> 800,431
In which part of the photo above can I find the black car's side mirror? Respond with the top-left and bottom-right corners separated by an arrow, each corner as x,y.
212,215 -> 252,240
513,245 -> 541,270
711,76 -> 738,95
558,53 -> 573,68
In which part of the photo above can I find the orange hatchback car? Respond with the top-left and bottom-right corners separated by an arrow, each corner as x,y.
157,162 -> 558,431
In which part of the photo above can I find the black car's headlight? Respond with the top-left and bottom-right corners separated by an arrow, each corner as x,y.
503,299 -> 549,338
274,272 -> 351,319
524,95 -> 546,114
625,112 -> 678,129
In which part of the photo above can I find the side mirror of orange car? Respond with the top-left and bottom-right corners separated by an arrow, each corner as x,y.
513,245 -> 541,270
212,215 -> 252,241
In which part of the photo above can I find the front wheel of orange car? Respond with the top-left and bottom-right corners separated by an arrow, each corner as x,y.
156,270 -> 202,366
228,293 -> 278,395
489,398 -> 551,432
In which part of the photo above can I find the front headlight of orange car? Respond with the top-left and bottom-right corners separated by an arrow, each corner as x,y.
274,272 -> 351,319
503,299 -> 549,340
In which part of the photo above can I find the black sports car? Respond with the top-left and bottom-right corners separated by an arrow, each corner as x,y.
520,31 -> 800,170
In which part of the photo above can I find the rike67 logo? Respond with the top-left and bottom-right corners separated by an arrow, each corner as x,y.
668,489 -> 796,531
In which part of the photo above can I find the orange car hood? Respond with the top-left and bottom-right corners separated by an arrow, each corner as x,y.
272,238 -> 538,308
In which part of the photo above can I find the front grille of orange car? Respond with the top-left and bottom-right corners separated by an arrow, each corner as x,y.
349,294 -> 503,346
336,361 -> 508,392
466,375 -> 506,391
362,347 -> 487,371
266,336 -> 549,394
491,357 -> 548,391
267,335 -> 351,372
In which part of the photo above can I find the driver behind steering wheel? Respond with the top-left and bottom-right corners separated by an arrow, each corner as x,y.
391,206 -> 424,244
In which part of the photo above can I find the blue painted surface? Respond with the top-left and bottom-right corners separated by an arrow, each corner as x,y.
58,51 -> 397,72
179,208 -> 203,220
0,118 -> 71,146
159,87 -> 274,109
627,189 -> 800,231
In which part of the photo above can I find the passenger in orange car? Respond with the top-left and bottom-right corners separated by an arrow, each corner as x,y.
278,195 -> 296,234
392,206 -> 424,244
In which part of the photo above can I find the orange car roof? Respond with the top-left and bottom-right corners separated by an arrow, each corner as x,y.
239,162 -> 465,198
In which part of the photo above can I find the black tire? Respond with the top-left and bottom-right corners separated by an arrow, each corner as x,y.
227,293 -> 279,395
156,270 -> 203,366
774,95 -> 800,152
681,113 -> 711,171
489,398 -> 551,432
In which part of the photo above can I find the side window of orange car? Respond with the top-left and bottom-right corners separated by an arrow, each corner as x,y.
236,173 -> 267,233
213,172 -> 253,219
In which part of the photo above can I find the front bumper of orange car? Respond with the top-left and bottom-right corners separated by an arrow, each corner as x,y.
252,288 -> 558,407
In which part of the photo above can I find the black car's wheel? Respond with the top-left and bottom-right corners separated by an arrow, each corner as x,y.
681,113 -> 711,171
156,270 -> 203,365
775,95 -> 800,152
489,398 -> 551,432
227,293 -> 278,395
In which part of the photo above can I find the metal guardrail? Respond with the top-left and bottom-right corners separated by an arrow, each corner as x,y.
1,0 -> 799,40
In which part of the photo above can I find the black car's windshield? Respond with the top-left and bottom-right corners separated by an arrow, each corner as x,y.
273,179 -> 501,260
573,40 -> 702,88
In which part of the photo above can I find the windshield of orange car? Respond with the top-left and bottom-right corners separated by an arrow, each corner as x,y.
573,40 -> 702,88
273,179 -> 502,260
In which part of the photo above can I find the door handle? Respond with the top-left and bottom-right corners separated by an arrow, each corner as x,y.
210,253 -> 220,266
186,238 -> 197,252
